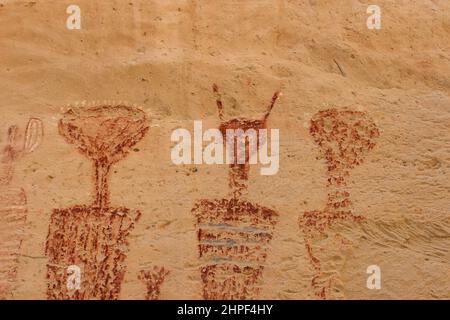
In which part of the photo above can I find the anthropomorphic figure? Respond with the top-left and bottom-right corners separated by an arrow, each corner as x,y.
299,109 -> 379,299
0,118 -> 43,299
46,104 -> 148,299
192,85 -> 281,299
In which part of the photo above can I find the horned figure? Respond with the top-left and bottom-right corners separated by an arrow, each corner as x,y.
191,84 -> 281,299
0,118 -> 43,298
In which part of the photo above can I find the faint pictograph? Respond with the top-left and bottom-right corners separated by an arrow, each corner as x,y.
191,84 -> 281,300
299,109 -> 380,299
45,103 -> 148,299
138,266 -> 169,300
0,118 -> 43,299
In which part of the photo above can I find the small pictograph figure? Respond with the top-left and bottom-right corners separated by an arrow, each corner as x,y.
299,109 -> 380,299
0,118 -> 43,299
191,84 -> 281,300
46,103 -> 148,300
138,266 -> 169,300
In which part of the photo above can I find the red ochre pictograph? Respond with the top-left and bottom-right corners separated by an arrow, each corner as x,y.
299,108 -> 380,299
45,104 -> 148,300
191,84 -> 281,300
138,266 -> 169,300
0,118 -> 43,299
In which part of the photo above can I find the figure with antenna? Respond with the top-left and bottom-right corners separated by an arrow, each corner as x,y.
191,84 -> 281,299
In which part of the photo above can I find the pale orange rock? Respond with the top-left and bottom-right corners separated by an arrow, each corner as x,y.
0,0 -> 448,300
